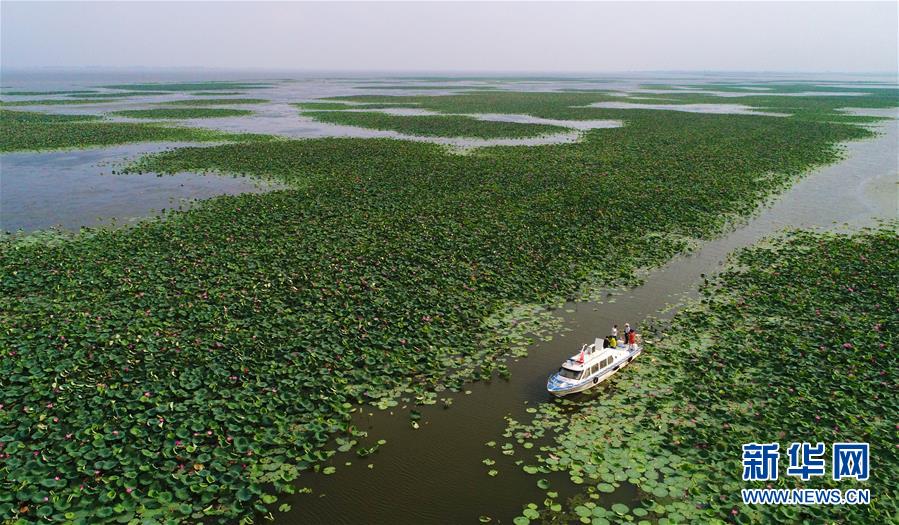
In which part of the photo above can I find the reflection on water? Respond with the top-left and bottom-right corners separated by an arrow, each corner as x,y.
0,142 -> 281,233
280,117 -> 896,525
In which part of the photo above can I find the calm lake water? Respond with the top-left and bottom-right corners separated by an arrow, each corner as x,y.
0,142 -> 279,233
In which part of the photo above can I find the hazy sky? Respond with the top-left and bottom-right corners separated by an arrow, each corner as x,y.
2,1 -> 897,72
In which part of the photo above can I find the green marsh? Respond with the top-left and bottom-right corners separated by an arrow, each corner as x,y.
499,226 -> 898,525
0,87 -> 894,523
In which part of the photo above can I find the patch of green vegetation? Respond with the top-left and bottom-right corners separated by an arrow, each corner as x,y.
501,226 -> 898,524
632,83 -> 899,122
644,82 -> 898,94
112,108 -> 254,119
103,82 -> 272,92
159,98 -> 268,106
0,89 -> 887,522
328,87 -> 897,124
300,110 -> 566,138
0,109 -> 270,152
0,98 -> 125,106
2,90 -> 97,96
1,110 -> 102,124
324,91 -> 639,117
191,91 -> 245,96
72,92 -> 172,98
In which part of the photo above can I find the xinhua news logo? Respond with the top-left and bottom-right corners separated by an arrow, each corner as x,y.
740,442 -> 871,505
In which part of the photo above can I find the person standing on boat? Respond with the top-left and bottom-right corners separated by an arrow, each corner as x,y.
623,323 -> 632,346
628,329 -> 637,350
611,324 -> 619,346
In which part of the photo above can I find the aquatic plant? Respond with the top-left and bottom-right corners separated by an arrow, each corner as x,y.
111,108 -> 254,119
1,110 -> 102,124
299,110 -> 567,138
2,90 -> 98,96
326,85 -> 898,124
0,89 -> 890,522
0,98 -> 126,106
499,227 -> 898,524
0,109 -> 269,152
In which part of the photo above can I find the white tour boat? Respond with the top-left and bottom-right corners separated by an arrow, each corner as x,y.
546,337 -> 642,396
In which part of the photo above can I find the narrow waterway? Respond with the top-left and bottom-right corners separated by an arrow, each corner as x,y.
277,111 -> 897,524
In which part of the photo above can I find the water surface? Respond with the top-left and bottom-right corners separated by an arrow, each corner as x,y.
1,142 -> 279,232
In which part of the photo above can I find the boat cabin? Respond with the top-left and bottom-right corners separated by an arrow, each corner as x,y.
557,338 -> 618,381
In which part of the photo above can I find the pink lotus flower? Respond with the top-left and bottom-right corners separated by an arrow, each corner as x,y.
143,392 -> 151,397
842,342 -> 853,349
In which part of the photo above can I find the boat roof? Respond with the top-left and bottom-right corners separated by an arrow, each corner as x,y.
563,345 -> 616,370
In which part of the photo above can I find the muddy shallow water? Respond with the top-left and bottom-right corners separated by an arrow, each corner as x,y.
276,113 -> 896,524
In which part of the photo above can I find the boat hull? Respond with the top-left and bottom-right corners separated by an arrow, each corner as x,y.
547,345 -> 642,397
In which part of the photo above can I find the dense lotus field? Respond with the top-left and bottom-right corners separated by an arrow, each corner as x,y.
0,88 -> 893,523
0,99 -> 127,107
112,108 -> 255,120
0,110 -> 268,152
299,110 -> 567,138
495,227 -> 898,525
1,91 -> 100,96
325,86 -> 899,124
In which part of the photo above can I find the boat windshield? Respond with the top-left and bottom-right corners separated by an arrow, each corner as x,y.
557,367 -> 582,380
